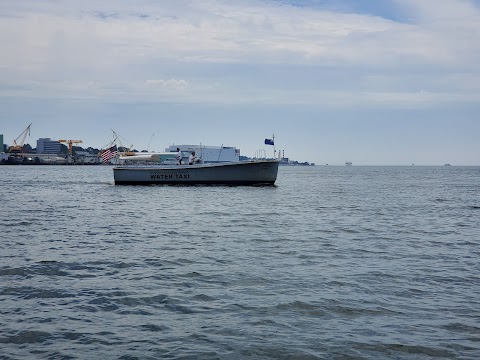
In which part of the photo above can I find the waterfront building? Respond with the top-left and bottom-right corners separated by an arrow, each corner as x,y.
37,138 -> 61,154
165,144 -> 240,163
75,151 -> 101,164
0,134 -> 4,152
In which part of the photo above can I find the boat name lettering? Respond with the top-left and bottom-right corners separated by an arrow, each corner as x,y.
149,172 -> 190,180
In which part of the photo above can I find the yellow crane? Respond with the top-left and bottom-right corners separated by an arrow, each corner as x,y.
8,123 -> 32,153
58,139 -> 83,164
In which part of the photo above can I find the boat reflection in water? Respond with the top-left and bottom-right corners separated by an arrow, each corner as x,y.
113,159 -> 280,185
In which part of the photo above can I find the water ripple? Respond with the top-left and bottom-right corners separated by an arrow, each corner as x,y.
0,165 -> 479,359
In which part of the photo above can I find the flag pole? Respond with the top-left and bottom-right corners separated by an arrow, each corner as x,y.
273,133 -> 276,158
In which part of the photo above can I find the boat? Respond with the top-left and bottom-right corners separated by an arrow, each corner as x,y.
113,159 -> 280,185
3,154 -> 35,165
345,161 -> 352,166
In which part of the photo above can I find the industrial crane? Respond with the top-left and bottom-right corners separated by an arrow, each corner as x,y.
58,139 -> 83,164
8,123 -> 32,153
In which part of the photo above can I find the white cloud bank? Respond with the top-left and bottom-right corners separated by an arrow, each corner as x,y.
0,0 -> 479,107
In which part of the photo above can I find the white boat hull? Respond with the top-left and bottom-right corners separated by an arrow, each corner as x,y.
113,159 -> 279,185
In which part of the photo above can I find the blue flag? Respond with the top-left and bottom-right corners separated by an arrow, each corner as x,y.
264,139 -> 274,146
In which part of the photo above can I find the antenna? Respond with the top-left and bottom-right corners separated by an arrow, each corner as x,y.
217,144 -> 223,162
146,133 -> 154,151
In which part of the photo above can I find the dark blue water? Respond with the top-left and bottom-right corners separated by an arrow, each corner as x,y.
1,165 -> 479,359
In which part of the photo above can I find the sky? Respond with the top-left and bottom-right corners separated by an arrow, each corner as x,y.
0,0 -> 479,165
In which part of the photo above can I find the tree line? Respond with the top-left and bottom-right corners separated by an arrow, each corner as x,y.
11,144 -> 144,154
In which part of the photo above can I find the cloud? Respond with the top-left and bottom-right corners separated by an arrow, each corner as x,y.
0,0 -> 479,107
145,79 -> 188,88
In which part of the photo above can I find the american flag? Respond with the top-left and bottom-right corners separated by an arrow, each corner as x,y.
101,146 -> 117,163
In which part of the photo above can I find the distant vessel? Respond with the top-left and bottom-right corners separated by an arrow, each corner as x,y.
345,161 -> 352,166
113,159 -> 280,185
444,164 -> 452,167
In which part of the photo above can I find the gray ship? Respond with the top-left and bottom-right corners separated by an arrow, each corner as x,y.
113,159 -> 280,185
